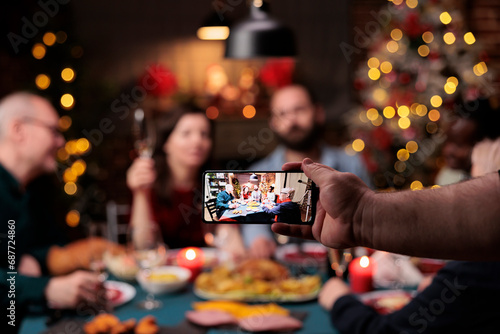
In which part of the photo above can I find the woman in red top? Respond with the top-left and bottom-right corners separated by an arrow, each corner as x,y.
126,105 -> 213,248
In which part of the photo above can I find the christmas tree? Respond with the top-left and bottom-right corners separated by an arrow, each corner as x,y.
345,0 -> 495,189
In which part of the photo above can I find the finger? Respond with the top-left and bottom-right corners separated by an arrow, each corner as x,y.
282,162 -> 303,171
271,223 -> 315,240
301,158 -> 336,183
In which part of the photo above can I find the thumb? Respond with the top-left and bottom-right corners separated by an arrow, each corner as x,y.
301,158 -> 336,185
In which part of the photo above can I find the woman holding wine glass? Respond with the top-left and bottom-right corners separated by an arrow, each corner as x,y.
127,104 -> 215,249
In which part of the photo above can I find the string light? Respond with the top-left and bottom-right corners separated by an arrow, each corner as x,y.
416,104 -> 428,116
372,115 -> 384,126
373,88 -> 388,103
406,141 -> 418,153
383,106 -> 396,119
395,161 -> 406,172
366,108 -> 379,121
397,149 -> 410,161
447,76 -> 459,86
398,117 -> 411,129
426,122 -> 438,134
367,57 -> 380,68
72,160 -> 87,176
418,45 -> 430,57
352,139 -> 365,152
368,68 -> 381,80
473,62 -> 488,76
410,181 -> 423,190
428,109 -> 441,122
406,0 -> 418,9
61,68 -> 75,82
63,168 -> 78,183
43,32 -> 56,46
206,106 -> 219,120
444,82 -> 456,94
64,182 -> 78,195
35,74 -> 51,90
390,29 -> 403,41
58,116 -> 72,131
397,105 -> 410,118
66,210 -> 80,227
60,94 -> 75,110
440,12 -> 452,25
76,138 -> 90,154
422,31 -> 434,43
380,61 -> 393,73
464,32 -> 476,45
443,32 -> 456,45
430,95 -> 442,108
32,43 -> 46,59
242,105 -> 256,119
386,41 -> 399,53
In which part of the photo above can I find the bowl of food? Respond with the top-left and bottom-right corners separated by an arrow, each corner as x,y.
136,266 -> 191,295
103,250 -> 139,281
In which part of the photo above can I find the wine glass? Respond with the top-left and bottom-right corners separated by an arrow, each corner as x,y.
128,223 -> 167,310
133,108 -> 156,158
88,222 -> 109,282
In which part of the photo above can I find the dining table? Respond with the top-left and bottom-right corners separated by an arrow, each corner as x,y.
20,276 -> 339,334
219,202 -> 275,223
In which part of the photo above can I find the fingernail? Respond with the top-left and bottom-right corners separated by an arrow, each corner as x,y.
303,158 -> 313,165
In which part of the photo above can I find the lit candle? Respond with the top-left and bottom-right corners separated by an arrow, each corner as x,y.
348,256 -> 375,293
176,247 -> 205,281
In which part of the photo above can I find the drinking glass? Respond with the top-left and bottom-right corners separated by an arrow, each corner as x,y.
88,222 -> 109,282
128,223 -> 167,310
133,108 -> 156,158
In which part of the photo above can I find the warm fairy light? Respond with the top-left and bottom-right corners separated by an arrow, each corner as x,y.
65,140 -> 78,155
35,74 -> 51,90
443,32 -> 456,45
64,182 -> 78,195
72,160 -> 87,176
410,103 -> 419,114
367,57 -> 380,69
422,31 -> 434,43
464,32 -> 476,45
359,111 -> 369,123
426,122 -> 438,134
392,0 -> 403,5
444,82 -> 456,94
447,76 -> 459,86
406,0 -> 418,9
352,139 -> 365,152
418,45 -> 430,57
60,94 -> 75,109
360,256 -> 370,268
32,43 -> 46,59
431,185 -> 441,189
43,32 -> 56,46
395,161 -> 406,172
386,41 -> 399,53
383,106 -> 396,119
380,61 -> 393,73
397,105 -> 410,118
372,115 -> 383,126
428,109 -> 441,122
56,31 -> 67,43
398,117 -> 411,129
206,106 -> 219,120
397,149 -> 410,161
242,105 -> 256,119
410,181 -> 423,190
66,210 -> 80,227
390,29 -> 403,41
58,116 -> 72,131
345,144 -> 356,156
473,62 -> 488,76
366,108 -> 379,121
440,12 -> 452,25
197,26 -> 230,40
430,95 -> 442,108
61,68 -> 75,82
406,141 -> 418,153
416,104 -> 428,116
63,168 -> 78,183
76,138 -> 90,153
368,68 -> 381,80
57,147 -> 69,161
373,88 -> 388,103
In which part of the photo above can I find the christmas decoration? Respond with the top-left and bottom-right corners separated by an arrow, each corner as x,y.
345,0 -> 495,189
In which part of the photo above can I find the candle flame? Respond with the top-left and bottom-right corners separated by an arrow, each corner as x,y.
360,256 -> 370,268
186,249 -> 197,261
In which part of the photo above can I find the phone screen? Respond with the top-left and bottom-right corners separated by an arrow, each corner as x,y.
202,171 -> 316,224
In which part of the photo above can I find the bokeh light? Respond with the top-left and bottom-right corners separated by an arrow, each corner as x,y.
32,43 -> 46,59
443,32 -> 456,45
430,95 -> 443,108
398,117 -> 411,129
206,106 -> 219,120
416,104 -> 428,116
418,45 -> 430,57
76,138 -> 91,154
64,182 -> 78,195
72,160 -> 87,176
406,141 -> 418,153
242,105 -> 256,119
43,32 -> 56,46
61,68 -> 75,82
352,139 -> 365,152
368,68 -> 381,80
56,31 -> 67,43
444,82 -> 456,94
394,161 -> 406,172
428,109 -> 441,122
386,41 -> 399,53
397,149 -> 410,161
464,32 -> 476,45
473,62 -> 488,76
440,12 -> 452,25
422,31 -> 434,43
35,74 -> 51,90
380,61 -> 393,73
63,168 -> 78,183
397,105 -> 410,118
406,0 -> 418,8
367,57 -> 380,68
383,106 -> 396,119
366,108 -> 379,121
60,94 -> 75,110
390,29 -> 403,41
410,181 -> 424,190
426,122 -> 438,134
58,116 -> 72,131
66,210 -> 80,227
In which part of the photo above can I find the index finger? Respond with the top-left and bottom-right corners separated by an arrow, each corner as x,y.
271,223 -> 315,240
282,162 -> 303,171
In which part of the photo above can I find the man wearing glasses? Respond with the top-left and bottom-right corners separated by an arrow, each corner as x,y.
0,92 -> 101,329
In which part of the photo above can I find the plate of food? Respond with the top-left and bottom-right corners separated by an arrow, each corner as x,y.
194,259 -> 322,302
104,280 -> 136,307
359,290 -> 414,314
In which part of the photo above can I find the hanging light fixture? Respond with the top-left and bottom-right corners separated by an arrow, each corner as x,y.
225,0 -> 296,59
197,12 -> 231,41
249,173 -> 259,181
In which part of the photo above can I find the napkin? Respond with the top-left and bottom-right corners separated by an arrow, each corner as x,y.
371,251 -> 424,288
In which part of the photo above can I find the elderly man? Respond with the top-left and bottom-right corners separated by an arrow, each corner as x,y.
242,84 -> 372,257
262,188 -> 301,224
216,184 -> 237,219
0,92 -> 101,328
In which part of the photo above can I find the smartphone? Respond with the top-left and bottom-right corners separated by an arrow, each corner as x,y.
202,171 -> 317,225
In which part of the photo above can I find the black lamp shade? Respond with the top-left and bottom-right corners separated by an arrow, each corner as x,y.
225,3 -> 296,58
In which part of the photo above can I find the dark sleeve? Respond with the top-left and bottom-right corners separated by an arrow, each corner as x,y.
263,203 -> 281,215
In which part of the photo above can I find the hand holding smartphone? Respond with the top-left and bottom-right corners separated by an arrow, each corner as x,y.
203,171 -> 317,225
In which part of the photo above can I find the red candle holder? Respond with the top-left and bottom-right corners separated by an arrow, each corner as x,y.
348,256 -> 375,293
176,247 -> 205,281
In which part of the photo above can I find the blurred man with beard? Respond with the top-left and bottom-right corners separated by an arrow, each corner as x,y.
241,84 -> 371,258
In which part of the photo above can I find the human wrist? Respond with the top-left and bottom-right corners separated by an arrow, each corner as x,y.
352,188 -> 376,249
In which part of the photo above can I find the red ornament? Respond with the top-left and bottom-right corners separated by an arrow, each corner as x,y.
139,64 -> 178,97
259,58 -> 295,89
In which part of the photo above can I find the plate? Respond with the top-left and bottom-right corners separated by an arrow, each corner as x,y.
359,290 -> 415,314
193,286 -> 320,303
104,280 -> 136,307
